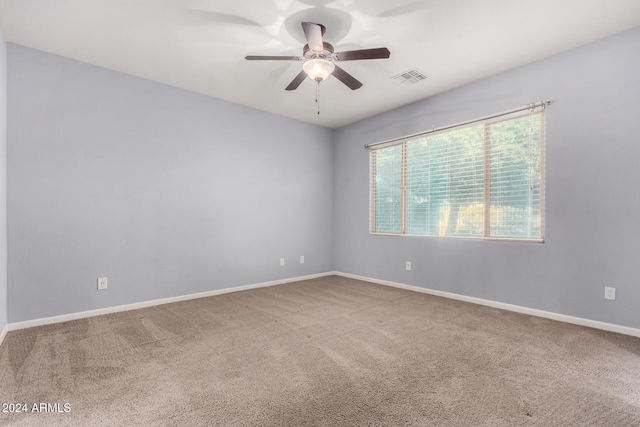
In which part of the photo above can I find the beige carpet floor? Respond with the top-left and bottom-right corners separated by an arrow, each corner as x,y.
0,275 -> 639,426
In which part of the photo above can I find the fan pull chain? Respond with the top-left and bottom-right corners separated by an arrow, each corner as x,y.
316,80 -> 320,115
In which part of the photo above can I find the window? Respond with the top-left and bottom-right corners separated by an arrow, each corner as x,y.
370,107 -> 545,241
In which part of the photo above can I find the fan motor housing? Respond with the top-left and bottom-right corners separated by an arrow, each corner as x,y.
303,42 -> 335,60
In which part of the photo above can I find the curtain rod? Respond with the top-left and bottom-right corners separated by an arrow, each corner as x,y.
364,99 -> 551,149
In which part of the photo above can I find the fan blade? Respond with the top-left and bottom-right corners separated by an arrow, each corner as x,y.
333,47 -> 391,61
379,2 -> 429,17
245,55 -> 304,61
285,70 -> 308,91
301,22 -> 324,52
332,65 -> 363,90
186,10 -> 262,26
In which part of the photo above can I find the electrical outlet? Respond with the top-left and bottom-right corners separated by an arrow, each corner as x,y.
300,256 -> 305,264
405,261 -> 411,271
604,287 -> 616,300
280,258 -> 285,267
97,277 -> 108,290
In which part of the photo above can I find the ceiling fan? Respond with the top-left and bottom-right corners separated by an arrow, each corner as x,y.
245,22 -> 391,91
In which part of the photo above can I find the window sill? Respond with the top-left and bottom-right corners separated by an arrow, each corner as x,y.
369,232 -> 544,244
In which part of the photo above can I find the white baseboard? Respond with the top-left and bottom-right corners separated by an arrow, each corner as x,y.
335,272 -> 640,338
7,271 -> 639,339
7,272 -> 334,332
0,324 -> 7,348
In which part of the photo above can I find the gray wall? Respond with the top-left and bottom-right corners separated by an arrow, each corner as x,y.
0,26 -> 7,332
333,26 -> 640,329
6,27 -> 640,331
7,44 -> 333,323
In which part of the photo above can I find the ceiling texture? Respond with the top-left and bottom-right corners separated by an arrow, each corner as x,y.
1,0 -> 640,128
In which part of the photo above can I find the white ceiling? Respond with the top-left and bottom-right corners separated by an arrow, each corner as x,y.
1,0 -> 640,128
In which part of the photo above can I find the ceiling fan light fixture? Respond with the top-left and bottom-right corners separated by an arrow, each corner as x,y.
303,58 -> 335,82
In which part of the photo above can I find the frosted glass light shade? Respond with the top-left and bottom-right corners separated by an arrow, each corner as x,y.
303,59 -> 335,82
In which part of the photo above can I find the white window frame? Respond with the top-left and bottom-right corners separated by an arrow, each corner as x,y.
368,103 -> 547,243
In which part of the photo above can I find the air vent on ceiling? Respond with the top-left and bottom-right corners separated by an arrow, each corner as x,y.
391,68 -> 429,85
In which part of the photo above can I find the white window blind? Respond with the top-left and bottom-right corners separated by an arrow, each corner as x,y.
369,106 -> 545,241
